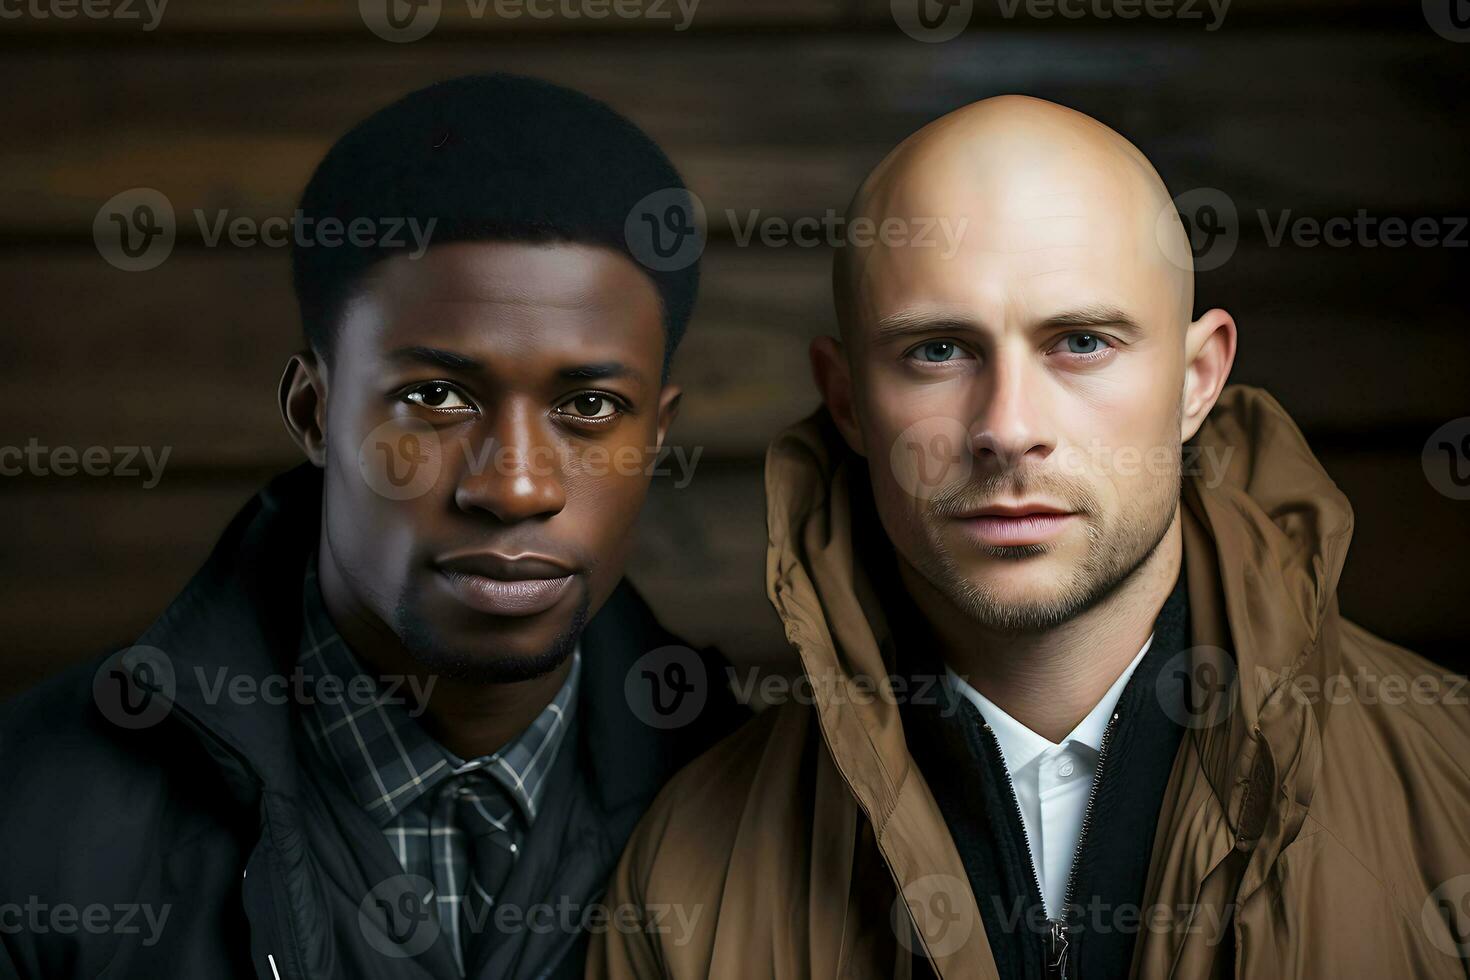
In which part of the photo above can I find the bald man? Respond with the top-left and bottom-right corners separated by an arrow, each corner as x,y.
591,98 -> 1470,980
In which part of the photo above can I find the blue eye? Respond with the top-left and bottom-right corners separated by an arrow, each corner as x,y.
1064,333 -> 1109,355
912,341 -> 964,363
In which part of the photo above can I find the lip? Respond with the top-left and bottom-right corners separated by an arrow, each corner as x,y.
434,551 -> 577,617
955,503 -> 1079,547
959,501 -> 1074,519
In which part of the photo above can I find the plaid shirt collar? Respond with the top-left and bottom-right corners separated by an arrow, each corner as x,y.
296,556 -> 579,828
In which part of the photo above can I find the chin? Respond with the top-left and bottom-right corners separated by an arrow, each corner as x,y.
398,594 -> 590,684
403,628 -> 577,684
970,568 -> 1070,606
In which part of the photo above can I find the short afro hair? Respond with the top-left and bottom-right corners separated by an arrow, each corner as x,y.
292,73 -> 699,375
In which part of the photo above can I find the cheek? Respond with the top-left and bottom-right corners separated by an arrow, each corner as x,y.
1059,379 -> 1181,514
567,471 -> 647,612
323,393 -> 452,563
563,445 -> 652,540
859,368 -> 974,460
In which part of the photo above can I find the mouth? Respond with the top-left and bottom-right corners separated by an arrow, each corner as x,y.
953,502 -> 1080,548
433,551 -> 577,618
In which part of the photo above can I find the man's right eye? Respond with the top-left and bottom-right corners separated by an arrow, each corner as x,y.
403,382 -> 472,410
907,340 -> 972,363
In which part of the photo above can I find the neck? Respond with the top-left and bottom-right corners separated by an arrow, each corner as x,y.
901,513 -> 1182,743
315,544 -> 571,761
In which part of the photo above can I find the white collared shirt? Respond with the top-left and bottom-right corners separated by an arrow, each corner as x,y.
944,635 -> 1153,918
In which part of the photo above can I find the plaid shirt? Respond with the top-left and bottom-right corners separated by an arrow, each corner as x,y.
297,558 -> 579,975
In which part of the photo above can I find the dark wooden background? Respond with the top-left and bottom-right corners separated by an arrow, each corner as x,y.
1,0 -> 1467,701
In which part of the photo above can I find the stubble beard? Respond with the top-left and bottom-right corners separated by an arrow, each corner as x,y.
905,457 -> 1181,634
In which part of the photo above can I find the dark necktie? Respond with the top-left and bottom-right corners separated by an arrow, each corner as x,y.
448,772 -> 521,971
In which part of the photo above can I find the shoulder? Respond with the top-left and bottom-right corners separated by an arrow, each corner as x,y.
1307,619 -> 1470,900
0,655 -> 150,790
0,656 -> 177,889
593,703 -> 823,977
1324,619 -> 1470,765
614,701 -> 817,902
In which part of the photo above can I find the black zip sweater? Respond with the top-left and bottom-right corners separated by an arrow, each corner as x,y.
896,571 -> 1196,980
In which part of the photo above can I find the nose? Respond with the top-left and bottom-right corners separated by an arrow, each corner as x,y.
968,348 -> 1054,469
453,399 -> 567,523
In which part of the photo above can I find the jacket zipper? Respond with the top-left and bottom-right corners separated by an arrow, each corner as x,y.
981,707 -> 1122,980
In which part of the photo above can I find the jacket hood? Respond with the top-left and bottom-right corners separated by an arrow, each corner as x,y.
764,384 -> 1350,873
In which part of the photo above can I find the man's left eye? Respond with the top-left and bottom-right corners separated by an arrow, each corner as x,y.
1059,333 -> 1111,355
558,394 -> 619,420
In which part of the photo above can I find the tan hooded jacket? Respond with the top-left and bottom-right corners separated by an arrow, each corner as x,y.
592,386 -> 1470,979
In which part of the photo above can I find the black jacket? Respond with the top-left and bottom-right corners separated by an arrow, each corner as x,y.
0,465 -> 744,979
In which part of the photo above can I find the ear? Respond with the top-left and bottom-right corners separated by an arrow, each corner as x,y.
1180,307 -> 1237,443
279,350 -> 329,467
809,335 -> 866,457
654,383 -> 682,453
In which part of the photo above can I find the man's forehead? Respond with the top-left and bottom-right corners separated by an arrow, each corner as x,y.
882,164 -> 1182,305
854,204 -> 1151,319
364,241 -> 659,310
333,249 -> 666,375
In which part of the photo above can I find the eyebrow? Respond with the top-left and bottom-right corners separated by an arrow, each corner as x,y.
871,310 -> 980,340
1041,304 -> 1142,331
871,304 -> 1142,340
386,346 -> 645,385
558,362 -> 645,385
387,345 -> 483,371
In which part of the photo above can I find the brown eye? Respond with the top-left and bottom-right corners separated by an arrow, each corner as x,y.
558,394 -> 618,420
404,383 -> 470,409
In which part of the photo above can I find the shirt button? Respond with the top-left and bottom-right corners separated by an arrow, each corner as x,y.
1058,761 -> 1076,778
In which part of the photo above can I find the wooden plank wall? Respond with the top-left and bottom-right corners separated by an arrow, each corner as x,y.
1,0 -> 1467,700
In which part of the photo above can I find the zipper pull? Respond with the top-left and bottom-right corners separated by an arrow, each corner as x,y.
1044,919 -> 1070,980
